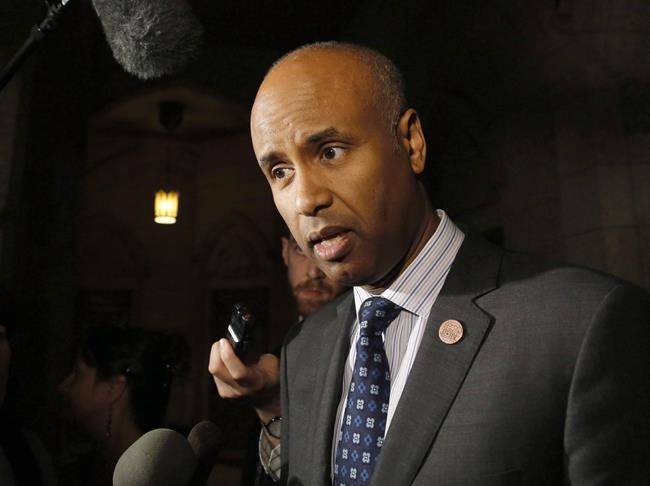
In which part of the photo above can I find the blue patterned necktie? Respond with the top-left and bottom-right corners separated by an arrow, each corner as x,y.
333,297 -> 402,485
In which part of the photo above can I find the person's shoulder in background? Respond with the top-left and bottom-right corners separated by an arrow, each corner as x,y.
284,290 -> 353,348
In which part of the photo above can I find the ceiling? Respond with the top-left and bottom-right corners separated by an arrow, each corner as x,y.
88,83 -> 249,137
191,0 -> 364,49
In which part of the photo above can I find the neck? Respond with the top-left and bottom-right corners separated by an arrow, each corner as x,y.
363,197 -> 439,295
102,410 -> 143,469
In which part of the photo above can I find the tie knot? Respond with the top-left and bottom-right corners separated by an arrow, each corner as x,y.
358,297 -> 402,336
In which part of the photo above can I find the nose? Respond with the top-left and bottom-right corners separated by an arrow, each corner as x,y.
306,260 -> 325,280
294,168 -> 332,216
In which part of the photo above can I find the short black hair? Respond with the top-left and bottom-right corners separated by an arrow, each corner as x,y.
269,41 -> 407,143
79,325 -> 188,432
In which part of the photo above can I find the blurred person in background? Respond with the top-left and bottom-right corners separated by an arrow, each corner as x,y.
281,232 -> 348,321
58,325 -> 187,485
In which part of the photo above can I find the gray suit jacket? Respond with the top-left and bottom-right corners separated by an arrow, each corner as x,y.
279,232 -> 649,485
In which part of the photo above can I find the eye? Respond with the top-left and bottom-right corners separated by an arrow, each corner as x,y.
292,243 -> 305,255
322,147 -> 344,160
271,166 -> 293,180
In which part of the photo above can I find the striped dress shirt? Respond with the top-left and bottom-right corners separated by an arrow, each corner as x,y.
331,209 -> 465,471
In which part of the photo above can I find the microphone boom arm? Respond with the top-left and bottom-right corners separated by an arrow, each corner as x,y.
0,0 -> 73,93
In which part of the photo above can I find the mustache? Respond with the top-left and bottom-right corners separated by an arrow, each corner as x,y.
294,279 -> 332,294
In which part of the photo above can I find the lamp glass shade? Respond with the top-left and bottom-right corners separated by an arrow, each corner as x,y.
154,189 -> 179,224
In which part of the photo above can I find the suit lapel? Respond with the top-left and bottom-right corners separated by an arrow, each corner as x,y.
371,233 -> 503,485
309,293 -> 356,485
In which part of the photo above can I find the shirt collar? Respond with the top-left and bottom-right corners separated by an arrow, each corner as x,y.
353,209 -> 464,317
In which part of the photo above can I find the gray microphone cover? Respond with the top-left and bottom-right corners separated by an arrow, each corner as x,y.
92,0 -> 204,80
187,421 -> 222,459
187,421 -> 222,486
113,428 -> 198,486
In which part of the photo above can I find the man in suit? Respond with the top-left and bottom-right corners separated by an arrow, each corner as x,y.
210,42 -> 649,485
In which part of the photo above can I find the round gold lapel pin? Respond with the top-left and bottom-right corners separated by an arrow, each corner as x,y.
438,319 -> 464,344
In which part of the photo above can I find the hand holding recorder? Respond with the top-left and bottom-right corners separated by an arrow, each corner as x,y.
208,304 -> 281,422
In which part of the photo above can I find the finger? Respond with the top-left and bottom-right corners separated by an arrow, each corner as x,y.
219,338 -> 249,381
210,341 -> 247,398
208,340 -> 226,377
209,339 -> 241,377
212,368 -> 260,401
212,375 -> 242,399
209,341 -> 241,388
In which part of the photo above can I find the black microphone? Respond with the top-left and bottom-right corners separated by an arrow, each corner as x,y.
0,0 -> 74,93
1,0 -> 203,93
113,428 -> 198,486
91,0 -> 204,80
187,421 -> 223,486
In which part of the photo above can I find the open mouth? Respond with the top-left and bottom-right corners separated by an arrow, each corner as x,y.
308,227 -> 353,261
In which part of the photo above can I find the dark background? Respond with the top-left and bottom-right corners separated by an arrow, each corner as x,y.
0,0 -> 648,483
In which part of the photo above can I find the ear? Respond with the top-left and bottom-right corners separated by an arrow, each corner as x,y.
106,375 -> 127,405
281,237 -> 290,267
396,108 -> 426,175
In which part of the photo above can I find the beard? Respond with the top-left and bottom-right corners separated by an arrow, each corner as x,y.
293,279 -> 336,318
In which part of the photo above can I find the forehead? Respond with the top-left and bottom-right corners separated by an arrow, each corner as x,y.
251,53 -> 379,152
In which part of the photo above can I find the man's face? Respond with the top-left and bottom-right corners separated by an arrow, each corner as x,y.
251,51 -> 427,287
282,235 -> 346,317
